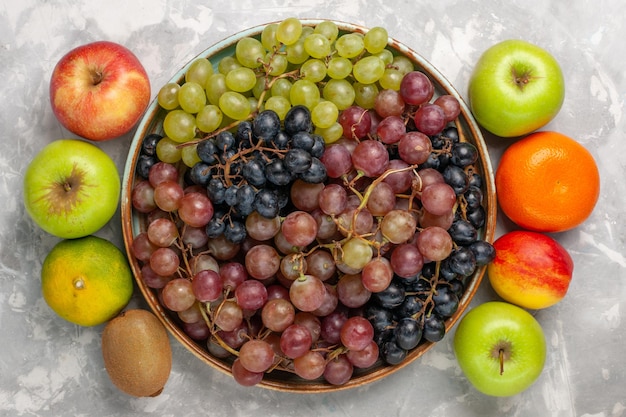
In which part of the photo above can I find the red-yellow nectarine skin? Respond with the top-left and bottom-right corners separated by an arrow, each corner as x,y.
50,41 -> 151,141
487,230 -> 573,309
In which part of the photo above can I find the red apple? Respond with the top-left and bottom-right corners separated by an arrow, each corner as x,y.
487,230 -> 573,309
49,41 -> 151,141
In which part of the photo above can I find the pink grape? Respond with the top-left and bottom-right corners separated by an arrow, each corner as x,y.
281,211 -> 318,247
390,243 -> 424,278
336,273 -> 371,308
319,144 -> 353,178
131,232 -> 157,262
351,139 -> 389,177
346,340 -> 379,368
340,316 -> 374,351
148,161 -> 179,187
311,283 -> 339,317
131,180 -> 156,213
434,94 -> 461,122
375,89 -> 405,118
383,159 -> 414,193
399,71 -> 434,105
232,358 -> 264,386
289,274 -> 326,312
413,103 -> 445,136
245,244 -> 280,280
416,226 -> 453,261
290,179 -> 324,212
147,217 -> 179,247
219,261 -> 249,290
149,247 -> 180,276
338,105 -> 371,140
214,300 -> 243,332
261,298 -> 295,332
398,131 -> 432,165
141,264 -> 172,289
293,350 -> 326,380
293,312 -> 322,343
380,209 -> 417,244
421,182 -> 457,216
361,257 -> 393,293
245,212 -> 281,241
318,183 -> 348,215
161,278 -> 196,312
192,269 -> 223,302
238,340 -> 275,373
235,279 -> 268,310
323,354 -> 353,385
376,115 -> 406,144
178,192 -> 214,227
305,249 -> 336,282
366,182 -> 396,216
280,324 -> 313,359
153,180 -> 184,212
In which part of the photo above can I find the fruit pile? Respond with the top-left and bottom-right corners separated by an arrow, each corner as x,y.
128,18 -> 495,387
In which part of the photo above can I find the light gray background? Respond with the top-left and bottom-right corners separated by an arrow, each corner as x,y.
1,1 -> 624,416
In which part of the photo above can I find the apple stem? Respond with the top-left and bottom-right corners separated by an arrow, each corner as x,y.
499,348 -> 504,375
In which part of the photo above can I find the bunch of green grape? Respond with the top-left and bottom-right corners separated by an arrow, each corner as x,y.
153,17 -> 415,166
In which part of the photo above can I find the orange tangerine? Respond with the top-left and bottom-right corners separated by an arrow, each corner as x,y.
495,131 -> 600,233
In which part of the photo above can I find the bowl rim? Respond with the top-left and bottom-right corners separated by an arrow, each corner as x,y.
121,18 -> 497,393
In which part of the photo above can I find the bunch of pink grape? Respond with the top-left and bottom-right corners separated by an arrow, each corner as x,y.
128,19 -> 495,388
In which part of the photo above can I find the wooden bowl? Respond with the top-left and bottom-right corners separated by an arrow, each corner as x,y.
121,19 -> 496,393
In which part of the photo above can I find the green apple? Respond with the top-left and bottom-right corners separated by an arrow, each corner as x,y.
23,139 -> 121,239
453,301 -> 546,397
468,39 -> 565,137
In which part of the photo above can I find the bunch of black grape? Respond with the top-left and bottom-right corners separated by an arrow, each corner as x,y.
187,105 -> 327,244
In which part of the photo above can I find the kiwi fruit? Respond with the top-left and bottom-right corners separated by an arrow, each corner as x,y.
102,309 -> 172,397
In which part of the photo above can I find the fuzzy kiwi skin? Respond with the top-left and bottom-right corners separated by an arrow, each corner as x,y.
102,309 -> 172,397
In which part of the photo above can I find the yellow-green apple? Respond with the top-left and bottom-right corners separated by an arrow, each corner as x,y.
49,41 -> 150,141
468,39 -> 565,137
487,230 -> 573,309
23,139 -> 121,238
453,301 -> 546,397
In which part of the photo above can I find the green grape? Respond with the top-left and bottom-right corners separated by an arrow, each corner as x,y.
335,33 -> 365,58
178,81 -> 206,114
375,49 -> 394,66
205,73 -> 229,106
322,78 -> 355,110
391,55 -> 415,75
285,35 -> 309,64
248,96 -> 260,112
156,137 -> 183,163
236,37 -> 265,69
218,91 -> 251,120
265,51 -> 288,76
352,55 -> 385,84
353,82 -> 379,109
300,59 -> 327,83
163,109 -> 197,143
218,55 -> 242,75
364,26 -> 388,54
261,23 -> 280,51
314,122 -> 343,144
157,82 -> 180,110
303,33 -> 331,59
196,104 -> 223,133
311,100 -> 339,129
313,20 -> 339,43
181,143 -> 201,168
264,96 -> 291,120
252,76 -> 268,100
225,67 -> 257,93
270,78 -> 292,99
185,58 -> 214,86
290,79 -> 320,110
327,57 -> 353,80
379,68 -> 404,91
341,237 -> 373,270
276,17 -> 302,46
